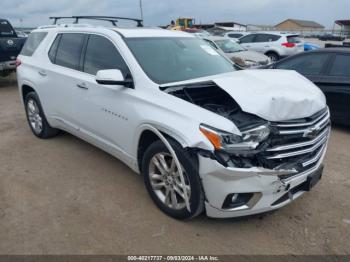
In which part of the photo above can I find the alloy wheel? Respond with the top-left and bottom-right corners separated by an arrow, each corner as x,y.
148,153 -> 191,210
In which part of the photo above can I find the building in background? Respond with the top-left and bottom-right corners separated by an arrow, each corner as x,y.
335,20 -> 350,37
275,19 -> 325,31
247,24 -> 275,31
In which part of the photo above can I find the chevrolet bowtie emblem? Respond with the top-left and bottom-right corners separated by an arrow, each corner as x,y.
303,125 -> 321,139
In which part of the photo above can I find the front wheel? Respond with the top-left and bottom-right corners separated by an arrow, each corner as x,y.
142,139 -> 204,220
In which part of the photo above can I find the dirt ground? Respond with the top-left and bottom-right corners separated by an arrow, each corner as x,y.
0,75 -> 349,255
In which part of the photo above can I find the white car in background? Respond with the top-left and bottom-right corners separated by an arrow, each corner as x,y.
204,36 -> 271,68
17,18 -> 329,220
238,32 -> 304,61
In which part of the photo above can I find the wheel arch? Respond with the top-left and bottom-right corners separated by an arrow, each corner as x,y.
135,124 -> 192,174
21,84 -> 36,103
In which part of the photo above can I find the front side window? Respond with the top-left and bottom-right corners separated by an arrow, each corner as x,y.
21,32 -> 48,56
126,37 -> 234,84
55,33 -> 85,70
276,53 -> 329,75
83,35 -> 129,76
329,54 -> 350,77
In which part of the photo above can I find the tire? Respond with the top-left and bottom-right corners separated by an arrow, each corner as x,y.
266,52 -> 280,62
24,91 -> 59,139
142,139 -> 205,220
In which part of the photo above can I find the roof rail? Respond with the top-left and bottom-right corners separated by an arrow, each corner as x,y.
49,16 -> 143,27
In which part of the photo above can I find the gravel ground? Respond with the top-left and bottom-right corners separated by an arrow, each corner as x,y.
0,75 -> 349,255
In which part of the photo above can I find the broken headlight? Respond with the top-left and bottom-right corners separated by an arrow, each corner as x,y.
200,124 -> 270,153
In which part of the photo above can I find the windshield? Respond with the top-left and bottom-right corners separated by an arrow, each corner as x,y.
0,20 -> 16,37
126,37 -> 234,84
215,39 -> 245,53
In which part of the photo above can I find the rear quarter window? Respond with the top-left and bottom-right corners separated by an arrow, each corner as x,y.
20,32 -> 48,56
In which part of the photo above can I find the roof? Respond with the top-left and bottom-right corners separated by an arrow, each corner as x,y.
276,19 -> 325,29
113,27 -> 192,38
35,24 -> 193,38
335,20 -> 350,26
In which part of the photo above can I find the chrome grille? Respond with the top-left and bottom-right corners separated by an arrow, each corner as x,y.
262,108 -> 330,179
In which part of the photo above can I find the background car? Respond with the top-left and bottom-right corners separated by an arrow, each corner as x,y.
304,42 -> 320,51
0,18 -> 26,77
318,34 -> 346,41
264,48 -> 350,125
204,36 -> 270,68
238,32 -> 304,61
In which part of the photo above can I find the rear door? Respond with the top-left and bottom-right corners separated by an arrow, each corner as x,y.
43,33 -> 86,129
320,53 -> 350,124
239,34 -> 258,51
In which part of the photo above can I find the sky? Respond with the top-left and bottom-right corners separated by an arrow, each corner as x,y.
1,0 -> 349,29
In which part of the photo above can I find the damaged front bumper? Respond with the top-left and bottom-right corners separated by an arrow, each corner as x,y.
199,146 -> 327,218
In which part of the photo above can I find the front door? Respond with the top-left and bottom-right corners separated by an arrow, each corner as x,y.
73,34 -> 136,160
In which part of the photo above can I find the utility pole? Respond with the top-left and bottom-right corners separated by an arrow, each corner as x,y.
139,0 -> 144,22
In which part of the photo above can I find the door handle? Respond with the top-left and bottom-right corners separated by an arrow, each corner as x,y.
77,82 -> 88,90
38,70 -> 47,77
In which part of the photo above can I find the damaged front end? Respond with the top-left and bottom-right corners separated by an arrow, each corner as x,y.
162,81 -> 331,181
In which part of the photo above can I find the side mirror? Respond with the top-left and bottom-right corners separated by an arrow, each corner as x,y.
95,69 -> 134,88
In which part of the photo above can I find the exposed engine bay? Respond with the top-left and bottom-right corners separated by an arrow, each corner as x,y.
163,81 -> 264,130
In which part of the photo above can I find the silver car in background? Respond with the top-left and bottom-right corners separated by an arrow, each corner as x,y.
204,36 -> 271,68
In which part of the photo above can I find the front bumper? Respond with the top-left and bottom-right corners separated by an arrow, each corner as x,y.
0,60 -> 16,71
199,141 -> 328,219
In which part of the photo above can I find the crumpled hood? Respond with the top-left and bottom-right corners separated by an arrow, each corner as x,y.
213,69 -> 326,122
227,50 -> 269,63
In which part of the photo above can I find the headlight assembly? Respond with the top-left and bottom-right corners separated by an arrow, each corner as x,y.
200,124 -> 270,153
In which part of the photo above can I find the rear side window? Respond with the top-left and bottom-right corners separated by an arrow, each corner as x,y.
83,34 -> 129,76
255,34 -> 280,43
239,34 -> 255,43
54,33 -> 85,70
276,53 -> 329,75
329,54 -> 350,77
287,35 -> 302,43
20,32 -> 48,56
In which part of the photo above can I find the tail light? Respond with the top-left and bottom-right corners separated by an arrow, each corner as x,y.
15,58 -> 22,68
282,42 -> 296,48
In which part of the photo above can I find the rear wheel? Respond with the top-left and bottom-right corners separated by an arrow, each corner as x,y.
142,139 -> 204,220
266,52 -> 280,62
24,92 -> 59,139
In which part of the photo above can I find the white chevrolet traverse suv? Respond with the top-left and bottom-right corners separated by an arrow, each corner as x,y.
17,17 -> 330,219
